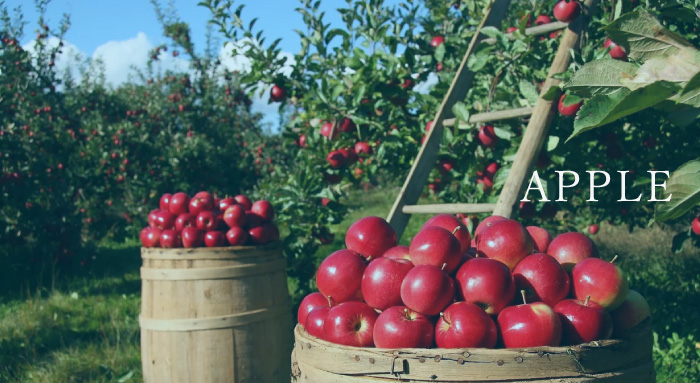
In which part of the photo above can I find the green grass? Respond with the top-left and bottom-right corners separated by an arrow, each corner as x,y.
0,188 -> 698,382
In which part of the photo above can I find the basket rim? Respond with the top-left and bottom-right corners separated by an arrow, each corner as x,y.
141,241 -> 282,260
293,318 -> 651,354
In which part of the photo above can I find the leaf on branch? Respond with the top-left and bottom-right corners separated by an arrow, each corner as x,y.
655,158 -> 700,222
518,80 -> 539,104
621,49 -> 700,90
565,59 -> 638,97
603,8 -> 693,62
671,231 -> 690,254
677,70 -> 700,108
451,102 -> 470,124
568,81 -> 679,139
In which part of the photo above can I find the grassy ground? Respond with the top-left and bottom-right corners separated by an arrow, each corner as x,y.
0,187 -> 698,382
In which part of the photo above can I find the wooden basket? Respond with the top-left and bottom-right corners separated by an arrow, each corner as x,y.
140,243 -> 293,383
291,319 -> 654,382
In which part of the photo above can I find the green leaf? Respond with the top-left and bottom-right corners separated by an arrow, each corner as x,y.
493,127 -> 513,140
435,43 -> 446,62
621,50 -> 700,91
547,136 -> 560,151
565,59 -> 639,97
678,70 -> 700,108
655,158 -> 700,222
480,26 -> 502,39
562,94 -> 583,107
671,231 -> 690,254
519,80 -> 539,104
452,102 -> 470,123
603,8 -> 693,62
540,85 -> 561,101
569,81 -> 679,139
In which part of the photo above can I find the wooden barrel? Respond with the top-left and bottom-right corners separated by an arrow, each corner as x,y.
291,319 -> 655,382
140,243 -> 293,383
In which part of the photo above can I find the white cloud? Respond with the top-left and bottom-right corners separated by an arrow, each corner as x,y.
414,72 -> 439,94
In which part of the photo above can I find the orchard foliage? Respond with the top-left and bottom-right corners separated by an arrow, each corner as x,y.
206,0 -> 700,269
0,1 -> 274,275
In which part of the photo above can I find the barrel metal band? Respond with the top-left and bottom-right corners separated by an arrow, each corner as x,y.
141,247 -> 280,260
139,304 -> 291,331
140,259 -> 286,281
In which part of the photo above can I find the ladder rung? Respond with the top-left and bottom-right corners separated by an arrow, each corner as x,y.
443,106 -> 534,127
403,203 -> 497,215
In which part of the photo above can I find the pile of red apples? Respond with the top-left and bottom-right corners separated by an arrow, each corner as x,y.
140,192 -> 279,248
298,215 -> 650,349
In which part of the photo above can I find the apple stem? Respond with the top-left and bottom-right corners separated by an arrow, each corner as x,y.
404,308 -> 410,320
326,296 -> 333,307
440,311 -> 450,324
584,295 -> 591,306
366,256 -> 373,263
520,290 -> 527,305
451,226 -> 460,235
441,263 -> 447,271
610,255 -> 618,264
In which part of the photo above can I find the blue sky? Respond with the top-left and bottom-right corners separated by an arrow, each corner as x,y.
5,0 -> 402,128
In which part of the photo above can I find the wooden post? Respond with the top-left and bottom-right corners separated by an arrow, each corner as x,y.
493,0 -> 597,218
387,0 -> 512,239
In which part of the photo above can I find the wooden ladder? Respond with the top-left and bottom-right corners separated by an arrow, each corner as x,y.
387,0 -> 596,239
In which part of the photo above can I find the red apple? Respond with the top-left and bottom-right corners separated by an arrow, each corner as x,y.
497,296 -> 562,348
430,36 -> 445,48
320,122 -> 338,140
692,217 -> 700,235
270,84 -> 286,102
558,94 -> 582,116
423,214 -> 471,254
160,229 -> 182,248
174,213 -> 196,231
513,253 -> 571,307
354,141 -> 372,155
409,226 -> 462,273
571,257 -> 629,310
400,265 -> 455,316
455,258 -> 515,315
526,226 -> 552,253
547,232 -> 598,270
245,212 -> 262,228
382,245 -> 411,262
345,216 -> 398,260
476,219 -> 534,271
223,204 -> 247,228
233,195 -> 253,210
181,227 -> 204,248
478,125 -> 498,147
554,297 -> 613,345
535,15 -> 552,25
154,210 -> 176,231
588,224 -> 600,235
226,226 -> 248,246
204,231 -> 226,247
473,215 -> 507,238
339,117 -> 355,133
436,302 -> 498,348
159,193 -> 172,211
189,192 -> 214,215
484,162 -> 500,178
196,211 -> 220,231
506,26 -> 518,33
251,200 -> 274,222
218,197 -> 236,212
305,307 -> 330,340
361,257 -> 414,310
326,150 -> 345,168
604,38 -> 627,61
140,227 -> 161,248
553,0 -> 580,23
316,249 -> 366,303
610,289 -> 651,336
323,301 -> 378,347
148,209 -> 160,228
298,292 -> 333,325
248,226 -> 269,244
168,192 -> 190,215
373,306 -> 434,348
